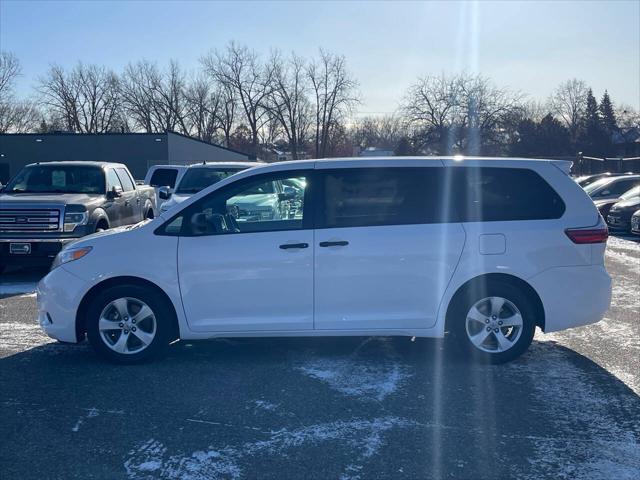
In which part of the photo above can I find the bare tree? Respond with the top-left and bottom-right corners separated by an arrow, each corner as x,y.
0,100 -> 40,133
550,78 -> 588,143
216,85 -> 236,147
183,76 -> 222,142
307,50 -> 359,158
403,73 -> 523,154
38,63 -> 122,133
120,60 -> 189,133
402,74 -> 461,154
0,51 -> 41,133
267,52 -> 311,159
0,51 -> 21,98
351,114 -> 406,151
201,42 -> 274,155
458,75 -> 525,154
616,105 -> 640,130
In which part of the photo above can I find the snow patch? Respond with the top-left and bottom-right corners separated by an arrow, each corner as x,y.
296,339 -> 412,401
124,417 -> 417,480
506,344 -> 640,479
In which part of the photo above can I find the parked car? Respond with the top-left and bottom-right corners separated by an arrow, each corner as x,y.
143,165 -> 188,209
593,184 -> 640,218
583,175 -> 640,200
159,162 -> 257,213
606,186 -> 640,232
631,209 -> 640,235
574,172 -> 635,188
0,161 -> 156,271
37,157 -> 611,365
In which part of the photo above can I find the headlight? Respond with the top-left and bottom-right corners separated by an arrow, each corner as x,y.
64,207 -> 89,232
51,246 -> 92,270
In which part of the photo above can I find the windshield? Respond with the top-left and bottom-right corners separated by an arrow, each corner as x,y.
620,185 -> 640,200
175,168 -> 243,194
584,178 -> 611,195
4,165 -> 105,194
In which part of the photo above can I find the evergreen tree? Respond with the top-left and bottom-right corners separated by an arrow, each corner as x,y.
537,114 -> 571,156
599,90 -> 618,134
579,89 -> 608,156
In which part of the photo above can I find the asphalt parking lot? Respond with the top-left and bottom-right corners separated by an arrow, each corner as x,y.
1,236 -> 639,480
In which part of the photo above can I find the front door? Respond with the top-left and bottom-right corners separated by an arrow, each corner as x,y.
176,170 -> 314,332
313,166 -> 465,331
104,168 -> 128,227
115,168 -> 140,224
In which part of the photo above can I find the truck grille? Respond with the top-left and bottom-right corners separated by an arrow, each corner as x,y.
0,209 -> 62,232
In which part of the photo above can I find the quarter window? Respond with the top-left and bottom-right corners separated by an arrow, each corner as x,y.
450,167 -> 565,222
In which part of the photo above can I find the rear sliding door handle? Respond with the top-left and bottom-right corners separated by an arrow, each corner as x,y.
279,243 -> 309,249
319,241 -> 349,247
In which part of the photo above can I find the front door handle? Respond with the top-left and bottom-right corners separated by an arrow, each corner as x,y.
319,241 -> 349,247
279,243 -> 309,249
124,200 -> 131,206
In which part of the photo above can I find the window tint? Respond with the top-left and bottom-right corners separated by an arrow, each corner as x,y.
174,168 -> 244,194
106,169 -> 123,191
451,167 -> 565,222
608,179 -> 640,195
115,168 -> 135,191
5,165 -> 105,194
160,172 -> 308,236
149,168 -> 178,188
318,168 -> 448,228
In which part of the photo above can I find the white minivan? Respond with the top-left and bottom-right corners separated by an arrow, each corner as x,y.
37,157 -> 612,364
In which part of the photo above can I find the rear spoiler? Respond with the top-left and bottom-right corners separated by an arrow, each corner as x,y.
550,160 -> 573,175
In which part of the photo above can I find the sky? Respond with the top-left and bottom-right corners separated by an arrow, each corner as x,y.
1,0 -> 639,117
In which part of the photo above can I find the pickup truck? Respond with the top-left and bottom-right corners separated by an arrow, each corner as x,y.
0,161 -> 156,271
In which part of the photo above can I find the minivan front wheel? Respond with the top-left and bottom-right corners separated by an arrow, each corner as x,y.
449,282 -> 536,363
86,285 -> 171,363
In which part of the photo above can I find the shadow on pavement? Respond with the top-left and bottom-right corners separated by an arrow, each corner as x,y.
1,336 -> 639,479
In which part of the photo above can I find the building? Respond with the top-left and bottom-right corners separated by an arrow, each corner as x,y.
358,147 -> 396,157
0,131 -> 255,183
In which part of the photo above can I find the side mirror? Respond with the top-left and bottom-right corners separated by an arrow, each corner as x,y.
107,185 -> 123,200
159,186 -> 172,200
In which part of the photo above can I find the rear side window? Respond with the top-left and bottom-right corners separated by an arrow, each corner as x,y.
318,168 -> 450,228
607,179 -> 640,196
451,167 -> 565,222
115,168 -> 135,192
149,168 -> 179,188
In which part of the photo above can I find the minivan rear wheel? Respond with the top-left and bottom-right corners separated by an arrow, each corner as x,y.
86,284 -> 172,364
449,281 -> 536,363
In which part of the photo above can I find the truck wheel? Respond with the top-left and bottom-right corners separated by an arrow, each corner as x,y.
448,281 -> 536,364
86,284 -> 173,364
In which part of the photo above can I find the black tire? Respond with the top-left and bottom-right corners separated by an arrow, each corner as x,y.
448,281 -> 536,364
86,284 -> 173,364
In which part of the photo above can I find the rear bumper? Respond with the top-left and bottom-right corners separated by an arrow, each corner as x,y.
37,266 -> 88,343
528,265 -> 612,333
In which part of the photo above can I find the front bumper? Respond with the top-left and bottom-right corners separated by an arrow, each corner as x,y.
37,266 -> 88,343
606,212 -> 634,231
0,238 -> 77,267
528,265 -> 612,333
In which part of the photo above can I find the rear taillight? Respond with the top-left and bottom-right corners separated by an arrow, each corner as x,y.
565,227 -> 609,244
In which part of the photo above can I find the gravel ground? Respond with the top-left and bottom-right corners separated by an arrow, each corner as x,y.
0,236 -> 638,480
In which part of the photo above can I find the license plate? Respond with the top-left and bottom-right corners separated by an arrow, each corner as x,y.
9,242 -> 31,255
608,216 -> 620,224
